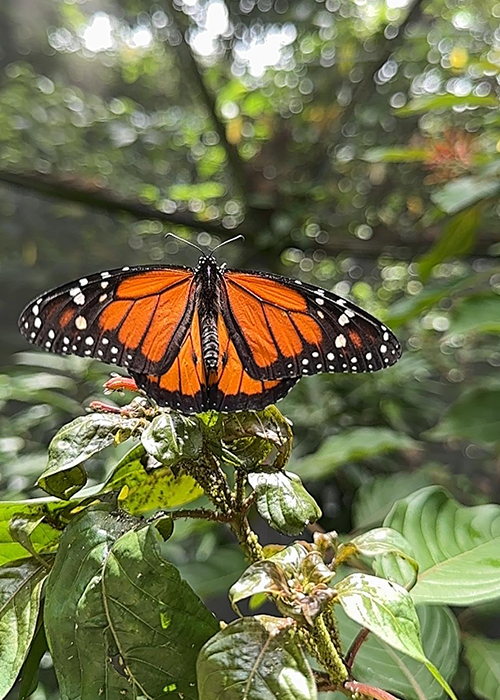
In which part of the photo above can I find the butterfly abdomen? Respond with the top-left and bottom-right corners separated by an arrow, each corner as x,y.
201,318 -> 219,371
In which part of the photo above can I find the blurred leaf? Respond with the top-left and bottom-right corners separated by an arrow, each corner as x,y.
463,634 -> 500,700
177,545 -> 246,599
169,182 -> 225,201
102,444 -> 203,514
385,276 -> 473,327
141,413 -> 203,468
396,93 -> 498,116
38,413 -> 137,499
0,558 -> 48,700
362,147 -> 428,163
44,505 -> 134,700
197,616 -> 317,700
418,207 -> 480,281
335,573 -> 456,699
102,525 -> 218,700
428,387 -> 500,445
248,471 -> 321,535
432,176 -> 500,214
352,472 -> 434,530
380,486 -> 500,605
448,293 -> 500,335
292,428 -> 416,481
336,605 -> 460,700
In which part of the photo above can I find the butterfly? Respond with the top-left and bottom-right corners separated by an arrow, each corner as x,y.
18,236 -> 401,414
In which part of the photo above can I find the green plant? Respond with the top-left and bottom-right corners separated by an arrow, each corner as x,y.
2,382 -> 500,700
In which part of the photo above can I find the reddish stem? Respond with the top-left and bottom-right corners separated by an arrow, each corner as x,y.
345,681 -> 402,700
345,628 -> 370,671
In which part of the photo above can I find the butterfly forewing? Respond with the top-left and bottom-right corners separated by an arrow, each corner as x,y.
221,270 -> 401,381
18,265 -> 195,375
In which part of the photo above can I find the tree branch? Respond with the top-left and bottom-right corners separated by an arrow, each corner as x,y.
167,3 -> 251,204
0,168 -> 248,237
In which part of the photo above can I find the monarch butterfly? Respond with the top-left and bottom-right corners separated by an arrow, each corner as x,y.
18,235 -> 401,414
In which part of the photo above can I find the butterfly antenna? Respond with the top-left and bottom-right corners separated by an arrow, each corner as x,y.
211,234 -> 245,254
164,232 -> 204,255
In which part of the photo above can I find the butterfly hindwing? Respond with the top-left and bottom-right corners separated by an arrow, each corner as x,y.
18,265 -> 195,375
221,270 -> 401,381
132,312 -> 297,414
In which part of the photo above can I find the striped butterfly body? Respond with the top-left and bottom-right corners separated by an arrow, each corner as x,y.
18,254 -> 401,414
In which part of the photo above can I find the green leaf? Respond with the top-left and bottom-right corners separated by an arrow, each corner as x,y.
0,498 -> 70,566
102,444 -> 203,514
17,614 -> 48,700
0,558 -> 48,700
341,527 -> 418,586
141,413 -> 203,467
248,471 -> 321,535
432,176 -> 500,215
229,560 -> 291,607
427,388 -> 500,445
396,93 -> 498,117
336,605 -> 460,700
335,573 -> 457,700
447,293 -> 500,335
362,147 -> 429,163
197,615 -> 317,700
220,407 -> 293,471
380,486 -> 500,605
463,634 -> 500,700
44,505 -> 135,700
38,413 -> 136,499
102,524 -> 218,700
292,428 -> 416,481
352,472 -> 434,530
418,207 -> 480,281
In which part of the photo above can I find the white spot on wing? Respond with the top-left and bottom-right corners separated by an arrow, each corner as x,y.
32,304 -> 39,316
101,281 -> 109,289
48,330 -> 55,339
316,297 -> 324,306
74,293 -> 86,306
327,352 -> 334,360
79,278 -> 89,286
85,337 -> 94,346
34,317 -> 42,329
335,334 -> 346,348
75,316 -> 87,330
380,344 -> 387,354
338,314 -> 349,326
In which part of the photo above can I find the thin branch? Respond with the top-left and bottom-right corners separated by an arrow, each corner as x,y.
0,168 -> 248,236
332,0 -> 427,138
149,507 -> 231,523
167,3 -> 251,203
345,627 -> 370,672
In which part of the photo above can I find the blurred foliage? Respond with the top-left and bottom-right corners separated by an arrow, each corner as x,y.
0,0 -> 499,697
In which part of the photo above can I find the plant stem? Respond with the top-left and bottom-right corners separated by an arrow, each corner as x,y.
324,603 -> 344,656
308,613 -> 349,685
346,627 -> 370,672
230,513 -> 263,563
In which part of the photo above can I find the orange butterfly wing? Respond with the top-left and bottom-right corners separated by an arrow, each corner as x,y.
133,313 -> 296,413
222,270 -> 401,380
19,266 -> 195,375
